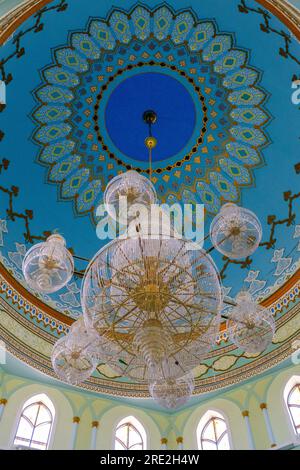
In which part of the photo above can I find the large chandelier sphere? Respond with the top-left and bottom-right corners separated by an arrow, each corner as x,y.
149,373 -> 194,409
81,229 -> 222,382
227,292 -> 275,354
103,170 -> 157,224
210,203 -> 262,259
22,234 -> 74,293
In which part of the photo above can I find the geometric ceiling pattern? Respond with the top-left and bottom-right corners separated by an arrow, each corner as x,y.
0,0 -> 299,401
31,4 -> 271,222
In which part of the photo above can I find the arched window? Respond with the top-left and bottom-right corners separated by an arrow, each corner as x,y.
286,383 -> 300,435
115,416 -> 146,450
13,394 -> 55,450
197,410 -> 230,450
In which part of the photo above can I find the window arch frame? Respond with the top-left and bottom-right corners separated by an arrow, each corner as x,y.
197,409 -> 231,450
13,393 -> 55,450
286,383 -> 300,436
114,415 -> 147,450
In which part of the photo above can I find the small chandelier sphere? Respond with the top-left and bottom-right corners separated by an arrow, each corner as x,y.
104,170 -> 157,225
227,292 -> 275,354
70,318 -> 123,364
22,234 -> 74,293
149,373 -> 194,409
51,335 -> 97,385
210,203 -> 262,259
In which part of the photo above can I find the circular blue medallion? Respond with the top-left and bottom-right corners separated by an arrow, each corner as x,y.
105,72 -> 197,162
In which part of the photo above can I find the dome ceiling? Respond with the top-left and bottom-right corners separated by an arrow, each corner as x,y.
0,0 -> 299,400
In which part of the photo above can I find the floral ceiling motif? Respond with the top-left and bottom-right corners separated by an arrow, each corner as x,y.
31,4 -> 271,223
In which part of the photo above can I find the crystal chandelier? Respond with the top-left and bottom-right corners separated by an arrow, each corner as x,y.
149,373 -> 195,410
22,110 -> 275,409
81,232 -> 222,383
210,203 -> 262,259
52,318 -> 98,385
22,234 -> 74,293
226,292 -> 275,354
104,169 -> 157,224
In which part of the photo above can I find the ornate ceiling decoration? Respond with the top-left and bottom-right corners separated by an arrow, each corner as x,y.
0,0 -> 299,400
31,4 -> 271,222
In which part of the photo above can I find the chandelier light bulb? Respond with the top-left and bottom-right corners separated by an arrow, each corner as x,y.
22,234 -> 74,293
103,170 -> 157,225
210,203 -> 262,259
227,291 -> 275,354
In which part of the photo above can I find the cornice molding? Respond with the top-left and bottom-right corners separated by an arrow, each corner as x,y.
0,0 -> 50,45
256,1 -> 300,36
0,263 -> 299,333
0,0 -> 299,45
0,282 -> 299,398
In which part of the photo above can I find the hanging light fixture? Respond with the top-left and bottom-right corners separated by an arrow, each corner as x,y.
22,234 -> 74,293
81,225 -> 223,384
21,108 -> 274,409
104,110 -> 158,226
149,372 -> 195,410
80,111 -> 223,404
226,291 -> 275,354
210,203 -> 262,259
104,170 -> 157,225
51,318 -> 98,385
